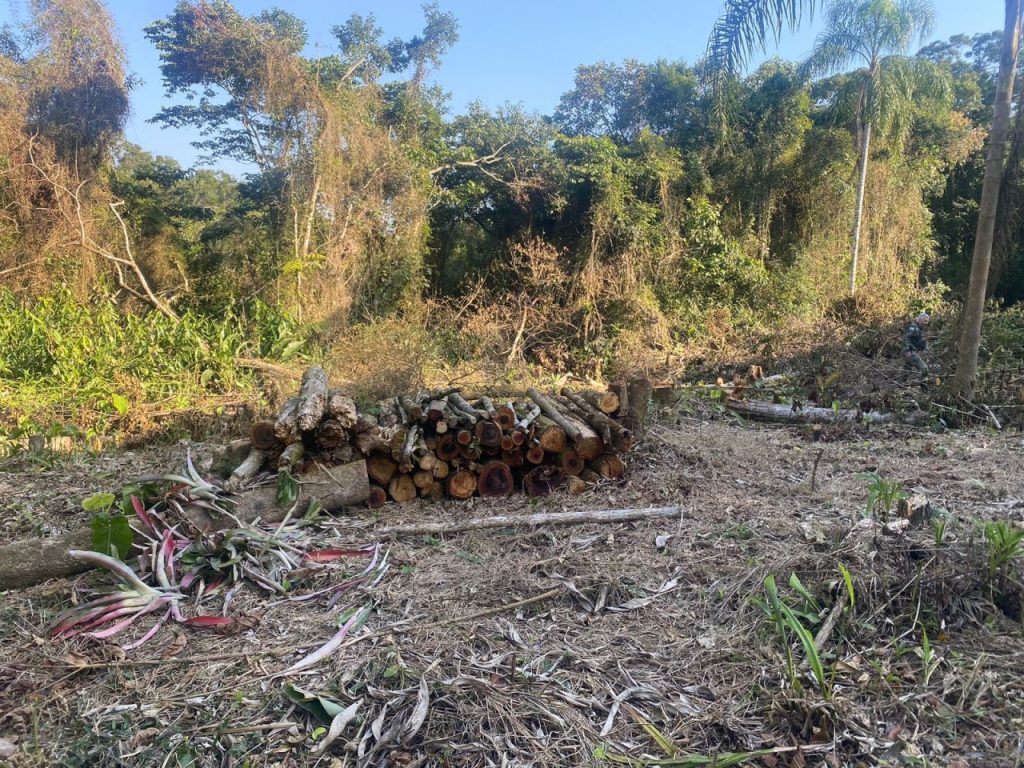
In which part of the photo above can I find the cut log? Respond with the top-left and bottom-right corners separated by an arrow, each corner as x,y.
420,481 -> 444,501
580,389 -> 620,415
517,405 -> 542,431
535,416 -> 567,453
355,430 -> 390,456
460,445 -> 481,461
368,485 -> 388,509
274,397 -> 302,443
399,395 -> 423,422
557,450 -> 584,476
426,399 -> 448,422
296,367 -> 330,432
194,462 -> 370,531
609,381 -> 628,418
447,469 -> 478,500
562,390 -> 633,450
477,461 -> 514,498
502,449 -> 524,468
523,465 -> 566,497
366,454 -> 399,485
435,434 -> 460,462
495,405 -> 517,431
480,396 -> 498,419
278,442 -> 304,472
417,452 -> 437,473
434,420 -> 449,434
455,429 -> 473,446
556,393 -> 613,445
510,430 -> 526,446
327,390 -> 359,428
212,439 -> 253,478
623,378 -> 652,436
589,454 -> 625,480
725,398 -> 893,424
351,412 -> 378,434
525,444 -> 545,464
413,470 -> 435,490
388,474 -> 417,503
398,425 -> 420,473
432,460 -> 450,480
566,475 -> 590,495
315,419 -> 349,449
249,421 -> 280,450
475,420 -> 503,448
527,388 -> 603,460
500,435 -> 517,452
226,447 -> 268,491
449,392 -> 485,421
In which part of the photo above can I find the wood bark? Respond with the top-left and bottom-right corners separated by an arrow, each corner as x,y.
475,420 -> 503,448
327,390 -> 359,428
226,447 -> 268,491
315,419 -> 348,449
562,390 -> 632,449
212,439 -> 252,478
527,388 -> 603,459
495,405 -> 517,431
557,450 -> 584,477
296,367 -> 330,432
726,398 -> 893,424
376,505 -> 683,538
623,378 -> 652,436
274,397 -> 302,443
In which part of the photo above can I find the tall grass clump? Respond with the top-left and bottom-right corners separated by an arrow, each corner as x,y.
0,288 -> 312,438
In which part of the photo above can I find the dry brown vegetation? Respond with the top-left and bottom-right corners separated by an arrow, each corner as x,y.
1,400 -> 1022,766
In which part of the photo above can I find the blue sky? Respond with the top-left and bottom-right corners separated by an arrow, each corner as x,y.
81,0 -> 1005,173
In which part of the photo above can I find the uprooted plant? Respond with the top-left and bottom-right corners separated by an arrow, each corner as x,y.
51,451 -> 390,649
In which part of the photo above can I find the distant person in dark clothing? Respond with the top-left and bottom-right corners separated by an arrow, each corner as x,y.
902,312 -> 930,374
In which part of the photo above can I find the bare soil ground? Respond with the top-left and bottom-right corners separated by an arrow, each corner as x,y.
1,404 -> 1022,767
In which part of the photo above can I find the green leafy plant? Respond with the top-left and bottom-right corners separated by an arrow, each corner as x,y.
84,492 -> 133,559
984,520 -> 1024,586
862,472 -> 907,522
756,574 -> 831,697
913,623 -> 941,687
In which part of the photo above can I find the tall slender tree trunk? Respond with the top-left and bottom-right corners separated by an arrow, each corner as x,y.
849,120 -> 872,295
956,0 -> 1023,401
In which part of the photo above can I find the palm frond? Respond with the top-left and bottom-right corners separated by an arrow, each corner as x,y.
706,0 -> 820,79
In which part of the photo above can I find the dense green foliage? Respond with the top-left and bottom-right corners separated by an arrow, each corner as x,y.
0,0 -> 1021,433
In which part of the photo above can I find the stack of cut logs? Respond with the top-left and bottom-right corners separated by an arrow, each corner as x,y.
222,367 -> 650,507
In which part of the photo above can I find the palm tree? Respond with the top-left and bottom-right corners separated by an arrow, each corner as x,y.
708,0 -> 1022,401
955,0 -> 1023,401
802,0 -> 939,295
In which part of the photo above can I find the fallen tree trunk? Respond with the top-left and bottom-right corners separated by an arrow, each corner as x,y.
726,398 -> 894,424
0,461 -> 370,590
374,505 -> 682,536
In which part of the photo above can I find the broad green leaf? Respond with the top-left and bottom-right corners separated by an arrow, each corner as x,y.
282,683 -> 347,725
82,492 -> 116,513
90,513 -> 134,560
200,369 -> 215,387
111,393 -> 129,416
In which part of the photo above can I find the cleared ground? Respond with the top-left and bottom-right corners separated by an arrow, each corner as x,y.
1,405 -> 1022,767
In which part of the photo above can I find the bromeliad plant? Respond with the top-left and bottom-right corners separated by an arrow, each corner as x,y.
51,451 -> 389,649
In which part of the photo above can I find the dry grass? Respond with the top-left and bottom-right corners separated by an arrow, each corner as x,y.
1,404 -> 1023,766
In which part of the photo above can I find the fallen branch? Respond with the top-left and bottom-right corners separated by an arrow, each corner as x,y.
726,397 -> 894,425
370,505 -> 682,536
